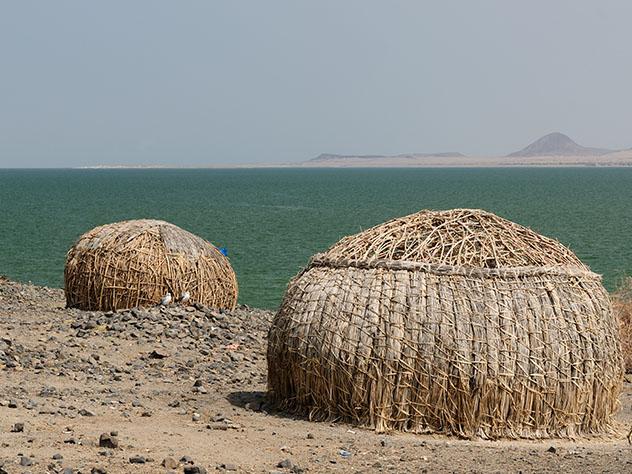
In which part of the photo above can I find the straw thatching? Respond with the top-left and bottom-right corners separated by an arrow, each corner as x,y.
65,219 -> 237,311
267,209 -> 623,439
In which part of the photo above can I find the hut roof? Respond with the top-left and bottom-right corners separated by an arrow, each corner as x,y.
323,208 -> 586,269
73,219 -> 224,260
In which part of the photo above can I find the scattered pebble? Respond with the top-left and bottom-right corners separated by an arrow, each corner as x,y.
99,433 -> 119,449
129,455 -> 146,464
184,466 -> 208,474
162,457 -> 178,469
277,458 -> 294,469
10,422 -> 24,432
149,349 -> 168,359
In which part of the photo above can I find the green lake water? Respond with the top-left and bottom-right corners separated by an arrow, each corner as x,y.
0,168 -> 631,309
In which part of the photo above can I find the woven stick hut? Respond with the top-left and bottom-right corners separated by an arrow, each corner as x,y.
65,219 -> 237,311
267,209 -> 623,439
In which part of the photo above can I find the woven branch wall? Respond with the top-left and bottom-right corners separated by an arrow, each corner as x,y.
65,219 -> 237,311
267,209 -> 623,439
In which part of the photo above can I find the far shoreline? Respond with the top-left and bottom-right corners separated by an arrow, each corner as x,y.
3,150 -> 632,171
58,151 -> 632,169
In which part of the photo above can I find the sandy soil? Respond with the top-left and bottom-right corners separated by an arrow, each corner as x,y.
1,278 -> 631,474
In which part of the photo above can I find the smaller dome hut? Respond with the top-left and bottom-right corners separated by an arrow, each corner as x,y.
64,219 -> 237,311
267,209 -> 623,439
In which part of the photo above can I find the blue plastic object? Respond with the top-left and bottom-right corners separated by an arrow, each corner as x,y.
218,247 -> 228,256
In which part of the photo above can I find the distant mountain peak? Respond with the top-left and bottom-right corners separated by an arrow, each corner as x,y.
508,132 -> 612,157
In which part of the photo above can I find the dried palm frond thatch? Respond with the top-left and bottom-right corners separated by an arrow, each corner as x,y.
65,219 -> 237,311
267,209 -> 623,439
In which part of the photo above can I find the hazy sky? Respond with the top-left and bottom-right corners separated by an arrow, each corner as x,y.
1,1 -> 631,167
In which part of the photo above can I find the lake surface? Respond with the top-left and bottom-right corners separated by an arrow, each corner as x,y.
0,168 -> 631,309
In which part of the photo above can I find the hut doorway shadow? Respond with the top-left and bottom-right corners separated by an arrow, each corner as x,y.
226,390 -> 310,423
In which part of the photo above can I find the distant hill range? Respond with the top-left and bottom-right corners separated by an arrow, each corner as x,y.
507,132 -> 612,157
309,152 -> 466,162
298,132 -> 631,168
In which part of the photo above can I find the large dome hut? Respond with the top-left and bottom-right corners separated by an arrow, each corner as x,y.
65,219 -> 237,311
267,209 -> 623,439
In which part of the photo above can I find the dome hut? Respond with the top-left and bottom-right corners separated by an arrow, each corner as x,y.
65,219 -> 237,311
267,209 -> 623,439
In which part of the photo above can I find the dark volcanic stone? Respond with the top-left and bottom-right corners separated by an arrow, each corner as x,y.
185,466 -> 208,474
149,349 -> 168,359
99,432 -> 119,449
11,422 -> 24,432
277,459 -> 294,469
162,457 -> 178,469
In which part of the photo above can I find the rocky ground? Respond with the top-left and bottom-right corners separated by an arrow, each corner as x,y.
1,277 -> 631,474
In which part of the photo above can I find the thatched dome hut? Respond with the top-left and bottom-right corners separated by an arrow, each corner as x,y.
65,219 -> 237,311
267,209 -> 623,439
